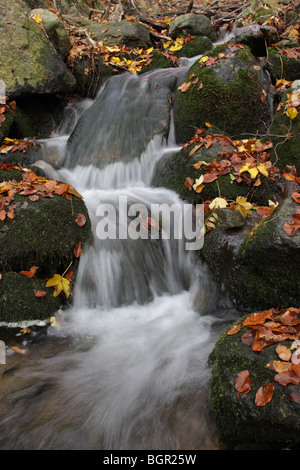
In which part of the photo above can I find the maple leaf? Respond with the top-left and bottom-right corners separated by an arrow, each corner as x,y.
234,196 -> 253,217
46,274 -> 71,298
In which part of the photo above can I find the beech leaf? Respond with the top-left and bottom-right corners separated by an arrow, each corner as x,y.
255,383 -> 274,407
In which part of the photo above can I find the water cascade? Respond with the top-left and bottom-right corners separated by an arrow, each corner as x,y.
0,59 -> 240,450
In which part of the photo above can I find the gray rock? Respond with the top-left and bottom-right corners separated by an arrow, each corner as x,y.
0,0 -> 76,98
169,13 -> 215,41
30,8 -> 72,58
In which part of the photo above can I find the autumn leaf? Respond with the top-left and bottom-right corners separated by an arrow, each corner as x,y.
255,383 -> 274,407
234,196 -> 253,217
235,370 -> 252,396
291,192 -> 300,204
46,274 -> 71,298
75,213 -> 86,227
227,324 -> 241,335
276,344 -> 292,362
35,290 -> 46,298
73,241 -> 82,258
286,106 -> 298,119
19,266 -> 38,278
184,177 -> 194,191
283,210 -> 300,236
209,197 -> 228,210
193,175 -> 204,193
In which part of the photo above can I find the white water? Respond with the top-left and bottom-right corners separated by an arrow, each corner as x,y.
0,65 -> 239,450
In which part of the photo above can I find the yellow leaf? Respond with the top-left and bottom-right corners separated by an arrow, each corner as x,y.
193,175 -> 204,191
209,197 -> 228,210
200,56 -> 209,63
286,106 -> 298,119
30,12 -> 42,24
235,196 -> 253,217
46,274 -> 71,298
146,47 -> 154,54
240,162 -> 259,179
257,163 -> 269,177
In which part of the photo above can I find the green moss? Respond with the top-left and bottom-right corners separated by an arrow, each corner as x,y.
176,36 -> 213,58
210,317 -> 300,447
140,49 -> 171,73
0,272 -> 62,323
0,192 -> 91,276
174,46 -> 270,143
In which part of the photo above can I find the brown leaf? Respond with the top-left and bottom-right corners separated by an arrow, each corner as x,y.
227,324 -> 241,335
75,213 -> 86,227
244,309 -> 274,327
291,349 -> 300,377
73,241 -> 82,258
184,177 -> 194,191
289,392 -> 300,402
203,173 -> 218,183
276,344 -> 292,362
255,383 -> 274,406
291,192 -> 300,204
274,370 -> 300,386
235,370 -> 252,396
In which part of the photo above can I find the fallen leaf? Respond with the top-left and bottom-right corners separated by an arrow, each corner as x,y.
289,392 -> 300,402
255,383 -> 274,406
46,274 -> 71,298
276,344 -> 292,362
11,346 -> 29,355
73,241 -> 82,258
19,266 -> 38,278
75,213 -> 86,227
291,192 -> 300,204
35,290 -> 46,298
291,349 -> 300,377
235,370 -> 252,395
209,197 -> 228,210
234,196 -> 252,217
227,324 -> 241,335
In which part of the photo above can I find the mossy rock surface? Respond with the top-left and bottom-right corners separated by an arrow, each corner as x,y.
176,36 -> 213,58
0,273 -> 62,323
0,168 -> 92,322
234,196 -> 300,310
153,143 -> 281,206
268,80 -> 300,172
267,47 -> 300,82
174,44 -> 271,144
210,316 -> 300,448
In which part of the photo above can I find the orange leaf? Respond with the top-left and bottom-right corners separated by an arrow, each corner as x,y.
203,173 -> 218,183
227,324 -> 241,335
35,290 -> 46,297
283,173 -> 295,181
274,370 -> 300,386
184,177 -> 194,191
73,241 -> 82,258
291,192 -> 300,204
75,213 -> 86,227
255,383 -> 274,406
243,309 -> 274,327
0,209 -> 6,221
19,266 -> 38,277
235,370 -> 252,395
276,344 -> 292,362
291,349 -> 300,377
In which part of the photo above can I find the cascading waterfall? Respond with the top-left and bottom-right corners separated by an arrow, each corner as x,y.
0,61 -> 239,450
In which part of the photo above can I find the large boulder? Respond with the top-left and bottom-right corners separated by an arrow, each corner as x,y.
0,0 -> 76,99
210,308 -> 300,448
87,20 -> 152,49
30,8 -> 72,58
233,195 -> 300,310
169,13 -> 216,41
0,166 -> 91,322
174,44 -> 272,144
268,80 -> 300,172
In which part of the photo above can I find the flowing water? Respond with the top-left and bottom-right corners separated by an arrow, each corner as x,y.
0,55 -> 241,450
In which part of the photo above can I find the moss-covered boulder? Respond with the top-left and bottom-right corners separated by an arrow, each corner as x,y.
0,167 -> 92,322
0,273 -> 63,323
176,36 -> 213,59
210,311 -> 300,448
30,8 -> 72,58
233,195 -> 300,310
266,46 -> 300,82
0,0 -> 76,99
86,20 -> 152,49
268,80 -> 300,172
153,138 -> 281,207
174,44 -> 272,144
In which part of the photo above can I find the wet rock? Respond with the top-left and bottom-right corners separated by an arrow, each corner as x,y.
30,8 -> 72,58
0,167 -> 92,322
169,13 -> 216,41
210,313 -> 300,448
174,44 -> 272,144
0,0 -> 76,99
268,80 -> 300,172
